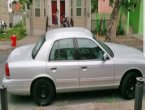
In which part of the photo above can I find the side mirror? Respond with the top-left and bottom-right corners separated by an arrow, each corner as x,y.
103,53 -> 109,61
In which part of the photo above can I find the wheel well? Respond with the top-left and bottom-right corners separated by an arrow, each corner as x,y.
30,77 -> 56,95
120,69 -> 142,88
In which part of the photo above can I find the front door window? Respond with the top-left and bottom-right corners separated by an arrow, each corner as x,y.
76,38 -> 114,88
77,38 -> 104,60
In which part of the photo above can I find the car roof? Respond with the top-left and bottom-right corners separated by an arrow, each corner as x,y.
45,27 -> 93,40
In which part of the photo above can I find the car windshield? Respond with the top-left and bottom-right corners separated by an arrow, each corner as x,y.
93,36 -> 114,57
32,36 -> 45,59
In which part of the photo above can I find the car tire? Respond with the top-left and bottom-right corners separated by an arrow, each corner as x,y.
31,78 -> 55,106
120,72 -> 139,99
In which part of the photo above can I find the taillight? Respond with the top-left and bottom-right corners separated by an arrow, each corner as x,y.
5,63 -> 10,79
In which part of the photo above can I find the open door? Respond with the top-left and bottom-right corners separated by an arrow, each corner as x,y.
60,1 -> 65,23
52,1 -> 57,24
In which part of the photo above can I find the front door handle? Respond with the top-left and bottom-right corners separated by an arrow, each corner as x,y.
82,66 -> 87,69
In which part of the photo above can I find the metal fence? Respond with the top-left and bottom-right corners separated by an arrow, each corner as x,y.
134,77 -> 145,110
91,19 -> 110,32
0,85 -> 8,110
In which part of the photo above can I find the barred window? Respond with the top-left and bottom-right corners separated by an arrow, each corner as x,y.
35,0 -> 40,17
84,0 -> 86,16
76,0 -> 82,16
44,0 -> 46,16
71,0 -> 73,16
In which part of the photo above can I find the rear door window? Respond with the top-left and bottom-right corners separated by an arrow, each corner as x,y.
32,36 -> 45,59
49,38 -> 76,61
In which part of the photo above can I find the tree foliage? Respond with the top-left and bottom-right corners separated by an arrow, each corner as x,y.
109,0 -> 139,11
105,0 -> 139,41
19,0 -> 32,10
13,0 -> 32,10
91,0 -> 98,13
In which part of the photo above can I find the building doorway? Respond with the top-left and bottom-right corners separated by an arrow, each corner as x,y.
60,1 -> 65,23
51,0 -> 65,25
52,1 -> 57,24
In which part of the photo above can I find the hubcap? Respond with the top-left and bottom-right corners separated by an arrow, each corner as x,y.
127,77 -> 136,97
39,84 -> 49,99
40,89 -> 47,98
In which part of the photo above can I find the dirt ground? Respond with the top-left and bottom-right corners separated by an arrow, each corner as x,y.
96,35 -> 143,48
36,101 -> 144,110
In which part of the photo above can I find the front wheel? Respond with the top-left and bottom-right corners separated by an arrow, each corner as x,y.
31,78 -> 55,106
120,72 -> 139,99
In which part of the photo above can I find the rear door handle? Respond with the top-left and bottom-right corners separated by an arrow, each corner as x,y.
50,67 -> 57,70
50,67 -> 57,72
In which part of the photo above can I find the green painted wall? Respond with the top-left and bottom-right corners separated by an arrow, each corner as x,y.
129,0 -> 143,34
138,0 -> 143,34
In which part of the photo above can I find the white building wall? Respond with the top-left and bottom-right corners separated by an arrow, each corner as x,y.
57,0 -> 60,26
65,0 -> 70,18
48,0 -> 52,26
86,0 -> 91,30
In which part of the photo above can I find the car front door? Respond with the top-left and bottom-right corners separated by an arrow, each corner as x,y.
47,38 -> 79,92
76,38 -> 114,89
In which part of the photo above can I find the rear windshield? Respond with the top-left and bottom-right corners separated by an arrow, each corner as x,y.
32,36 -> 45,59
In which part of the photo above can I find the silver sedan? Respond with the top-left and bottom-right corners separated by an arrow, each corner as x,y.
2,27 -> 145,106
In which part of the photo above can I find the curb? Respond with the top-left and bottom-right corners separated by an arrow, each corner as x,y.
0,48 -> 13,52
0,41 -> 12,51
129,34 -> 143,41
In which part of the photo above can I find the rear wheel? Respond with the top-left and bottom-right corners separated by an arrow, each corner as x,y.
31,78 -> 55,106
120,72 -> 139,99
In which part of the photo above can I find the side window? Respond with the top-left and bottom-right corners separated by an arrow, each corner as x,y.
77,38 -> 104,60
50,39 -> 75,61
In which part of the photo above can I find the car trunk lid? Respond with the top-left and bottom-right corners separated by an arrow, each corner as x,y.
7,44 -> 35,62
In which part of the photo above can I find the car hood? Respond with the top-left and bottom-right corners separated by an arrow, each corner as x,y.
105,43 -> 144,59
7,44 -> 35,62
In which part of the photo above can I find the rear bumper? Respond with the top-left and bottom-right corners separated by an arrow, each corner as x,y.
2,77 -> 32,95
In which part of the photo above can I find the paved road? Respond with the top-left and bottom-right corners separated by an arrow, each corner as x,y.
0,50 -> 145,110
0,51 -> 11,83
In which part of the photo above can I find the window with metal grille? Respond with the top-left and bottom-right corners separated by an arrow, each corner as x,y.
76,0 -> 82,16
35,0 -> 40,17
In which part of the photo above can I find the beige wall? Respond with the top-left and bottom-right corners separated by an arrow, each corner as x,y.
31,0 -> 91,35
71,0 -> 87,28
31,0 -> 47,35
73,17 -> 86,27
0,0 -> 9,25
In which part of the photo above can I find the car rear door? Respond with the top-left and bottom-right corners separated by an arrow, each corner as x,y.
47,38 -> 79,92
76,38 -> 114,89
